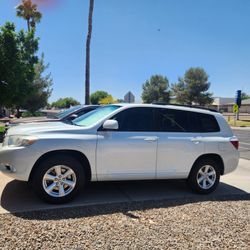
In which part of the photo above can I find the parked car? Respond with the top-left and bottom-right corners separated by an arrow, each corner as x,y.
0,104 -> 239,203
7,105 -> 100,126
0,105 -> 100,143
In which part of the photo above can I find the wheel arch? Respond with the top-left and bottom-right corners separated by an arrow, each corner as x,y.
190,153 -> 225,176
29,150 -> 92,183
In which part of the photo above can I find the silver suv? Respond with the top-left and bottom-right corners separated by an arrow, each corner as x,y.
0,104 -> 239,203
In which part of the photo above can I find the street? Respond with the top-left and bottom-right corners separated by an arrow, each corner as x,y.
233,128 -> 250,160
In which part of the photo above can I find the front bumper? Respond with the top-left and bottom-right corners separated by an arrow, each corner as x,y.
0,163 -> 16,177
0,144 -> 39,181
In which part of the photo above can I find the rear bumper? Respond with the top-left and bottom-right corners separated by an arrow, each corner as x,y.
222,150 -> 240,175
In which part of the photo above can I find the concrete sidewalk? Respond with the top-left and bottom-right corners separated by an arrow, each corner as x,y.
0,159 -> 249,214
231,126 -> 250,131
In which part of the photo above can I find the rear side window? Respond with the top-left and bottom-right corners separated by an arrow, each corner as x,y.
112,107 -> 155,132
156,108 -> 220,133
198,113 -> 220,132
157,108 -> 189,132
188,111 -> 220,132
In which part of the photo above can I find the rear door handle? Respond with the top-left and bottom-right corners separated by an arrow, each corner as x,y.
144,137 -> 158,142
191,137 -> 202,144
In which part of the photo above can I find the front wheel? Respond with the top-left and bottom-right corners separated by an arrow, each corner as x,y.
31,155 -> 85,204
188,158 -> 221,194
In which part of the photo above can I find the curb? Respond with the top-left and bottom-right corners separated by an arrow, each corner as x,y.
231,127 -> 250,131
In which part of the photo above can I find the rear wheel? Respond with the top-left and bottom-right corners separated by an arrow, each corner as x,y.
188,158 -> 220,194
32,155 -> 85,204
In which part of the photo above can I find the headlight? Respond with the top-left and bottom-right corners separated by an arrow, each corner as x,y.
3,135 -> 38,147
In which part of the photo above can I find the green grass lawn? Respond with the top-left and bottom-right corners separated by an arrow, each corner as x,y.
0,124 -> 5,133
227,119 -> 250,127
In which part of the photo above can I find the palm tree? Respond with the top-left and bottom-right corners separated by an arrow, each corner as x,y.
85,0 -> 94,105
16,0 -> 42,32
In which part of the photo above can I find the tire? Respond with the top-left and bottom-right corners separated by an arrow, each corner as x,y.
31,155 -> 85,204
187,158 -> 221,194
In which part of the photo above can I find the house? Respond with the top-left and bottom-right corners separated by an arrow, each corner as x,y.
211,97 -> 235,112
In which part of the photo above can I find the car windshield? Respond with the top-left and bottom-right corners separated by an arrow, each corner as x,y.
55,105 -> 82,119
73,105 -> 121,127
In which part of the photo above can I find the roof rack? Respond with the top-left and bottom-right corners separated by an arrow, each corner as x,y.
151,102 -> 219,113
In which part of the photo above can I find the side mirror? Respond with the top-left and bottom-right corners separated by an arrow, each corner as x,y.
69,114 -> 78,120
102,120 -> 118,130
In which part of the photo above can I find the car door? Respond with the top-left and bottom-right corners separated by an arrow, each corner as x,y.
156,108 -> 205,179
96,107 -> 158,181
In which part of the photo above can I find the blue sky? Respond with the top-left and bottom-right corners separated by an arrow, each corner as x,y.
1,0 -> 250,103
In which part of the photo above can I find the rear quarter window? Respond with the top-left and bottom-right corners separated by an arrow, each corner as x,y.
198,113 -> 220,132
188,112 -> 220,133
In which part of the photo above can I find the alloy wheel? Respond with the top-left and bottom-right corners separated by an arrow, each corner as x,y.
196,165 -> 216,190
42,165 -> 76,198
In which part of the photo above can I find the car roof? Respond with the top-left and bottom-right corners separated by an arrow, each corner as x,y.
115,103 -> 218,115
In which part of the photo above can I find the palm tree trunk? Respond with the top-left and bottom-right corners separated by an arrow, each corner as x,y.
27,19 -> 30,32
85,0 -> 94,105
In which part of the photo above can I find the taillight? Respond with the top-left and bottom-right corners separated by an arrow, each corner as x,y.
230,140 -> 239,150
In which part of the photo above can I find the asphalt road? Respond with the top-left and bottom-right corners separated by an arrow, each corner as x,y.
232,129 -> 250,160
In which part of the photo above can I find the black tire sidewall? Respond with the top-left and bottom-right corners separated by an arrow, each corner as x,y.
188,158 -> 220,194
32,155 -> 85,204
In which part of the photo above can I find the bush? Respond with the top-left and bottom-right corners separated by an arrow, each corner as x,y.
22,111 -> 44,118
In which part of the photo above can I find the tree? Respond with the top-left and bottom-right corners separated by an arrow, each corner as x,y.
22,54 -> 53,113
117,99 -> 125,103
241,92 -> 250,100
172,67 -> 213,106
51,97 -> 80,109
99,95 -> 117,105
85,0 -> 95,105
141,75 -> 170,103
16,0 -> 42,32
90,90 -> 108,104
0,22 -> 39,117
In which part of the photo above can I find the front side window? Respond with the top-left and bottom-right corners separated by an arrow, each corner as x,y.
112,107 -> 155,132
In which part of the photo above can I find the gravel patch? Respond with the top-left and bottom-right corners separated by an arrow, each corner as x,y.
0,198 -> 250,249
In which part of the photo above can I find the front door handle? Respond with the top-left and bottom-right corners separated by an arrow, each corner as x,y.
144,137 -> 158,142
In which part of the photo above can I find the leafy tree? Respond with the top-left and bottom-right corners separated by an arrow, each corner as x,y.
16,0 -> 42,32
172,67 -> 213,106
141,75 -> 170,103
0,22 -> 39,117
99,95 -> 117,105
241,92 -> 250,100
90,90 -> 108,104
51,97 -> 80,109
117,99 -> 125,103
85,0 -> 95,105
22,54 -> 53,113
